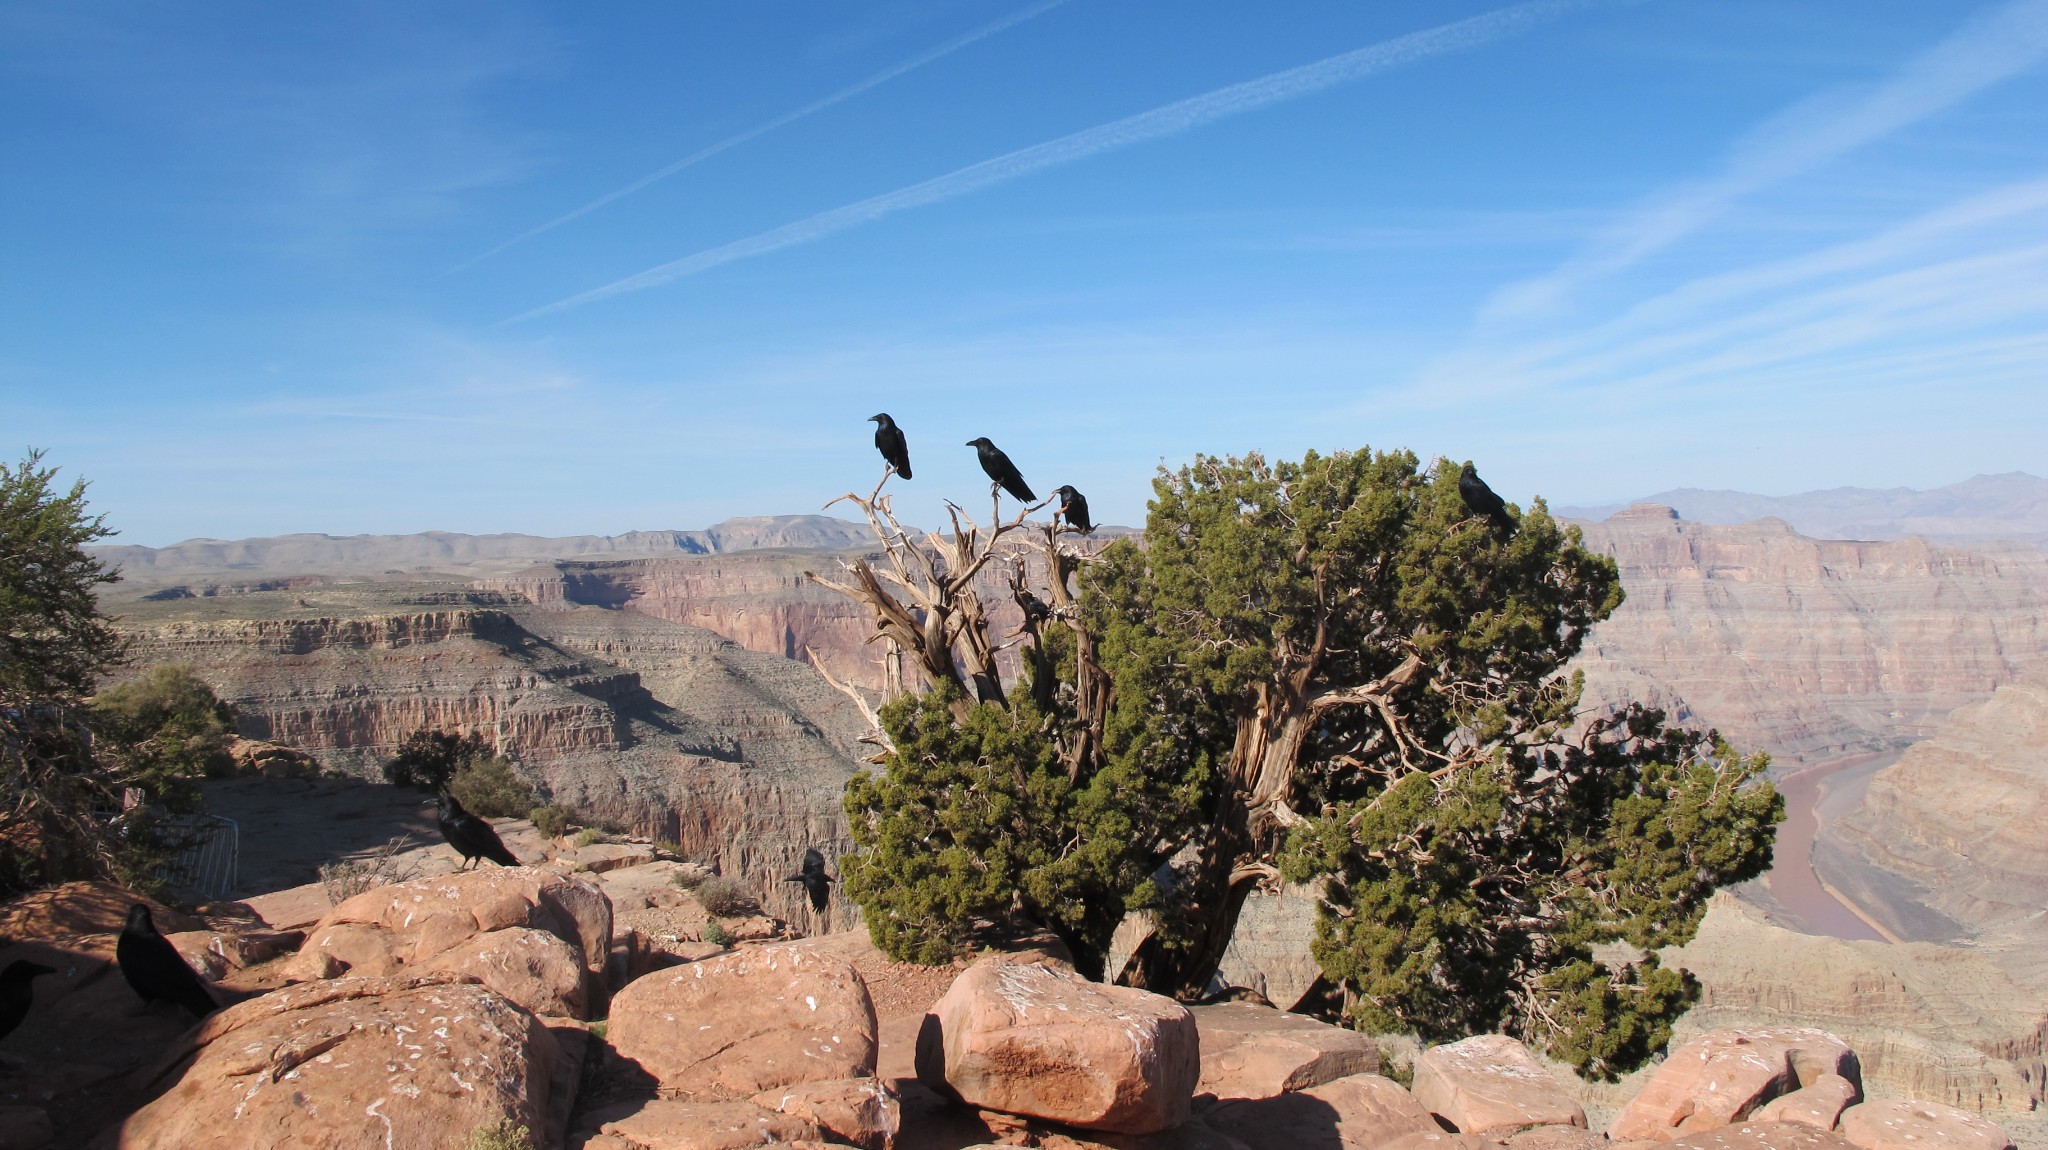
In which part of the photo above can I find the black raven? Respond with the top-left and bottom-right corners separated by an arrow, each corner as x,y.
0,959 -> 55,1042
869,413 -> 912,479
432,792 -> 520,870
116,905 -> 215,1019
1458,463 -> 1515,534
1052,485 -> 1093,534
966,437 -> 1035,503
784,847 -> 834,913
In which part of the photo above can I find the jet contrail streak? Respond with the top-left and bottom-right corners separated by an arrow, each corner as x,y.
507,0 -> 1603,323
449,0 -> 1073,276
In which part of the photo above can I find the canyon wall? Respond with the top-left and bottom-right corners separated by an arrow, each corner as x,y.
1817,675 -> 2048,945
1570,505 -> 2048,764
113,584 -> 872,925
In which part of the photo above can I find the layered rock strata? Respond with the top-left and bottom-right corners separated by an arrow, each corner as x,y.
1569,506 -> 2048,764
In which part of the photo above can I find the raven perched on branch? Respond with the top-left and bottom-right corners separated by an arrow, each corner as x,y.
967,437 -> 1035,503
1458,462 -> 1516,534
869,413 -> 911,479
117,905 -> 216,1019
1052,485 -> 1093,534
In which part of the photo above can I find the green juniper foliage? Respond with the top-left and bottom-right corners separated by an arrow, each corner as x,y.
0,450 -> 220,897
836,447 -> 1780,1076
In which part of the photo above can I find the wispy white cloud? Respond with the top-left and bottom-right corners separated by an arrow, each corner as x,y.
1483,0 -> 2048,320
1412,173 -> 2048,407
504,0 -> 1609,324
447,0 -> 1072,276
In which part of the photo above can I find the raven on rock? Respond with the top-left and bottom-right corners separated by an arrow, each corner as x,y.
1458,462 -> 1516,534
0,959 -> 55,1042
967,437 -> 1035,503
117,904 -> 215,1019
785,847 -> 835,913
869,413 -> 912,479
1052,485 -> 1093,534
432,791 -> 520,870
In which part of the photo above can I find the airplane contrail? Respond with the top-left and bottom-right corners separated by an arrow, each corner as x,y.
448,0 -> 1073,276
506,0 -> 1606,324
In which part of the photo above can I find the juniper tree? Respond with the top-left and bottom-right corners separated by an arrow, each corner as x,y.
0,450 -> 213,896
828,447 -> 1780,1076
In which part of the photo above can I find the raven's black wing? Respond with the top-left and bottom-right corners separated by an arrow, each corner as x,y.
876,424 -> 912,478
117,921 -> 216,1018
452,814 -> 520,867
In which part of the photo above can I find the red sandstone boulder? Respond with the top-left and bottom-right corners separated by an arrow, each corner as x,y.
1411,1034 -> 1585,1134
287,867 -> 612,1017
1507,1126 -> 1610,1150
110,973 -> 557,1150
423,924 -> 589,1017
752,1077 -> 900,1150
916,956 -> 1201,1136
1664,1122 -> 1862,1150
1753,1075 -> 1860,1131
1609,1030 -> 1859,1142
1202,1071 -> 1440,1150
571,1099 -> 821,1149
608,941 -> 878,1099
1837,1101 -> 2014,1150
1190,1003 -> 1381,1101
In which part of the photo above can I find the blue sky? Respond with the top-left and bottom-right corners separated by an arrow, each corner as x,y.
5,0 -> 2047,545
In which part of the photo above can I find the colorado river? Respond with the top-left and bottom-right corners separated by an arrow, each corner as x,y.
1762,753 -> 1899,943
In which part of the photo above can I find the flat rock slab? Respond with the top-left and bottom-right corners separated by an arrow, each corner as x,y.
1412,1034 -> 1585,1135
608,941 -> 878,1099
110,974 -> 556,1150
918,956 -> 1200,1136
1753,1075 -> 1860,1131
752,1077 -> 899,1150
1609,1029 -> 1858,1142
1838,1101 -> 2014,1150
1191,1003 -> 1381,1101
1203,1071 -> 1440,1150
1664,1122 -> 1863,1150
568,843 -> 658,874
573,1099 -> 821,1150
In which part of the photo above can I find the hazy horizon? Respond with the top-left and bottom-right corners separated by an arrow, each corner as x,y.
8,1 -> 2048,546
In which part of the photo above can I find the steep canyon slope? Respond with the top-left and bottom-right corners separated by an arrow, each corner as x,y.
1569,505 -> 2048,765
111,582 -> 871,924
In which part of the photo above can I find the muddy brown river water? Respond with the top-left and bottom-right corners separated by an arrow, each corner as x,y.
1762,753 -> 1899,942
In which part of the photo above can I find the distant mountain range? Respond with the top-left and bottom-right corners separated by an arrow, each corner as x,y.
94,472 -> 2048,585
91,515 -> 879,582
1557,472 -> 2048,548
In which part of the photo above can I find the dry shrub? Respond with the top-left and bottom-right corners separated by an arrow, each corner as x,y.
317,835 -> 421,904
693,875 -> 748,917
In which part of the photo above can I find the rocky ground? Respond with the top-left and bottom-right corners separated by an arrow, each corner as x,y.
0,830 -> 2024,1150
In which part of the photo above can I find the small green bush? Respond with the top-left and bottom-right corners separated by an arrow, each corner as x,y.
529,805 -> 574,838
670,868 -> 708,891
656,838 -> 684,857
694,876 -> 748,917
573,827 -> 603,848
464,1118 -> 535,1150
701,919 -> 735,947
447,756 -> 538,818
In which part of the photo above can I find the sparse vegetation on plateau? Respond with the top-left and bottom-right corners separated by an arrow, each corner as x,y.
701,919 -> 735,947
317,834 -> 422,904
693,875 -> 747,917
528,804 -> 573,838
463,1118 -> 535,1150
